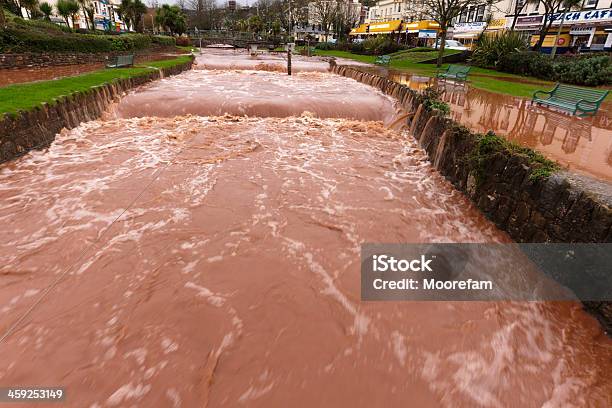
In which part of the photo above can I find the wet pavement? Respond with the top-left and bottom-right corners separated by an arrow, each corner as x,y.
0,49 -> 611,407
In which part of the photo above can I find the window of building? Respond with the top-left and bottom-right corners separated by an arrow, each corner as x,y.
468,7 -> 476,22
583,0 -> 598,8
476,5 -> 485,22
459,10 -> 468,23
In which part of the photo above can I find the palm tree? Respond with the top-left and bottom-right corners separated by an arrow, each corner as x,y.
20,0 -> 39,19
56,0 -> 78,28
39,1 -> 52,20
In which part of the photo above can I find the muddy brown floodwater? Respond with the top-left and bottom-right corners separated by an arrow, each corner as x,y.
0,49 -> 611,407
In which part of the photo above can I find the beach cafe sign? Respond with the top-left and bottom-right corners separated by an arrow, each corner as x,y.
550,8 -> 612,24
517,8 -> 612,27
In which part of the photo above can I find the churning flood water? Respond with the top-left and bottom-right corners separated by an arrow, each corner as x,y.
0,49 -> 610,407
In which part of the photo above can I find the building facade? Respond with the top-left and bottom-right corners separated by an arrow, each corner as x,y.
20,0 -> 129,31
360,0 -> 612,52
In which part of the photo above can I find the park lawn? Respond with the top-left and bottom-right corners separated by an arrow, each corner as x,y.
0,56 -> 193,116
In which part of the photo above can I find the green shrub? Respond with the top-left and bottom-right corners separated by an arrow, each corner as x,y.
553,55 -> 611,86
472,31 -> 529,68
152,35 -> 176,46
0,24 -> 154,53
497,51 -> 611,86
362,36 -> 400,55
350,42 -> 364,53
421,87 -> 450,115
315,42 -> 334,50
497,51 -> 554,78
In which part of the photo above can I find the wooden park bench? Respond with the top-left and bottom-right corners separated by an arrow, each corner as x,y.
106,54 -> 134,68
375,55 -> 391,65
532,83 -> 609,117
436,64 -> 471,82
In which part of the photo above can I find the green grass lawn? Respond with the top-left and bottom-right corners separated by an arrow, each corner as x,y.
311,49 -> 611,101
0,55 -> 193,116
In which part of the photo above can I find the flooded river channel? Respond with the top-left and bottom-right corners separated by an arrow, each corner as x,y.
0,49 -> 610,407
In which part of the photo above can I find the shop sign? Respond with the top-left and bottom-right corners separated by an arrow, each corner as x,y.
418,29 -> 437,38
569,26 -> 595,35
487,18 -> 507,30
453,22 -> 487,33
515,15 -> 543,27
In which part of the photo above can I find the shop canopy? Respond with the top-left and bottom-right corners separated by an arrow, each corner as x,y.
401,20 -> 440,33
350,20 -> 403,35
349,24 -> 368,35
368,20 -> 402,34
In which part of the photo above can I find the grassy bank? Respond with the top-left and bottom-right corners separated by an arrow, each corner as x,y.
313,49 -> 612,100
0,55 -> 193,116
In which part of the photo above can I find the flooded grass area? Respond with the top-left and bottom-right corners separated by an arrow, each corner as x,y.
0,49 -> 611,407
378,69 -> 612,182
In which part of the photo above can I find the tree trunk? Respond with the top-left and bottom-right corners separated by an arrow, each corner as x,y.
533,16 -> 553,51
436,28 -> 447,67
0,4 -> 5,28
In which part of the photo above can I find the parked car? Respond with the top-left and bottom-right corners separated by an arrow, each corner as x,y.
434,39 -> 469,51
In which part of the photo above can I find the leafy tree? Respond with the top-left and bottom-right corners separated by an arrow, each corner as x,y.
39,1 -> 52,20
247,14 -> 263,34
155,4 -> 186,35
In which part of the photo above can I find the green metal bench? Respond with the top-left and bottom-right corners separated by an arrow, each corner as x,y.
375,55 -> 391,65
106,54 -> 135,68
532,83 -> 609,117
436,64 -> 471,82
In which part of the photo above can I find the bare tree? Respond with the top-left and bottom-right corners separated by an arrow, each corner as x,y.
422,0 -> 491,66
508,0 -> 529,30
311,0 -> 336,41
333,0 -> 359,41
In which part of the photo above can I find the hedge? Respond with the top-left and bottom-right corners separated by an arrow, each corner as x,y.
496,52 -> 612,86
0,15 -> 178,53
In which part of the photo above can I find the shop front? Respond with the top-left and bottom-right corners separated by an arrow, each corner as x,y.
401,20 -> 440,46
551,7 -> 612,52
452,21 -> 487,49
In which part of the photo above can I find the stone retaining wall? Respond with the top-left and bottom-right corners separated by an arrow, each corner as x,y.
330,62 -> 612,331
0,58 -> 193,163
0,47 -> 178,69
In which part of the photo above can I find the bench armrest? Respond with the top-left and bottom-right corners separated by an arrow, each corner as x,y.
532,90 -> 552,100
